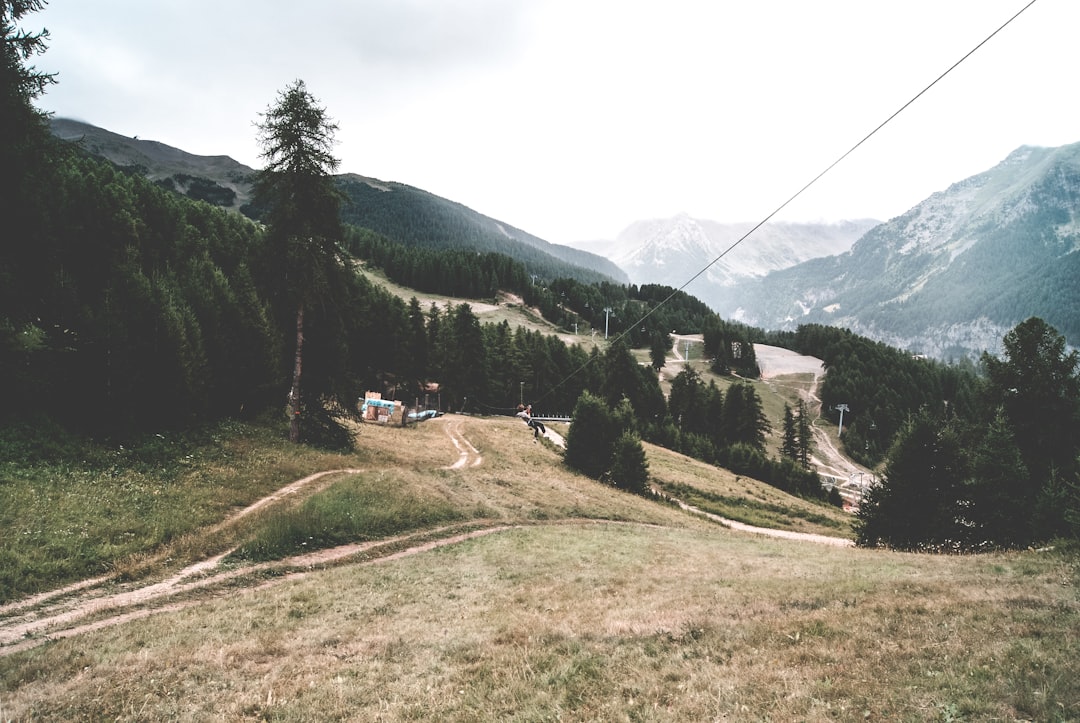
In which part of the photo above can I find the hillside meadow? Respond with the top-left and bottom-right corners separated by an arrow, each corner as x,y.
1,414 -> 1077,721
354,264 -> 589,349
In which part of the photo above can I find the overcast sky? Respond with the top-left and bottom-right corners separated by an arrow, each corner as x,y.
32,0 -> 1079,246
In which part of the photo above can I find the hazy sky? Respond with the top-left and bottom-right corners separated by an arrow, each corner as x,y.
32,0 -> 1079,245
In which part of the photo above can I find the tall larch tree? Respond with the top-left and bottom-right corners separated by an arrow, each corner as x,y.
856,411 -> 966,550
981,318 -> 1080,487
254,80 -> 344,442
1,0 -> 53,170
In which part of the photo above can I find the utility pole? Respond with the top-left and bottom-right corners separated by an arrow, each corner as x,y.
519,381 -> 524,406
835,403 -> 849,436
603,307 -> 614,339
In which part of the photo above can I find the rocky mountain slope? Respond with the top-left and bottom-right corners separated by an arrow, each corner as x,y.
718,143 -> 1080,358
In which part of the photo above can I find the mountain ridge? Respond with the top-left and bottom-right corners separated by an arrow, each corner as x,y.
716,142 -> 1080,357
586,213 -> 877,296
48,118 -> 626,285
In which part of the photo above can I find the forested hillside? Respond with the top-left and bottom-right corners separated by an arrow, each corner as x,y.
345,226 -> 532,300
48,119 -> 626,287
335,175 -> 627,284
790,324 -> 980,467
49,117 -> 255,209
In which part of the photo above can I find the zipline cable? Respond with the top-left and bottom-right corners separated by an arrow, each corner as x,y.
530,0 -> 1040,409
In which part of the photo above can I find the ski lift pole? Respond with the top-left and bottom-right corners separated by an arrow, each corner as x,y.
835,403 -> 849,436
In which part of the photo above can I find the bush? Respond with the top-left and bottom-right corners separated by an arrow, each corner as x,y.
564,391 -> 621,479
608,431 -> 649,495
298,404 -> 355,452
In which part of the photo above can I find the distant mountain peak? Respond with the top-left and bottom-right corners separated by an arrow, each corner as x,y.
710,140 -> 1080,359
614,214 -> 713,272
603,214 -> 877,291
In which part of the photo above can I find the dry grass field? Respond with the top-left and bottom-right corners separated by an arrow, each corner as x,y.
1,414 -> 1077,721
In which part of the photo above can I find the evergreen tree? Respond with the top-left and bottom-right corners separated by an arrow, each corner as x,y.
796,398 -> 813,468
668,368 -> 705,434
856,411 -> 966,550
703,380 -> 725,450
403,296 -> 428,387
963,407 -> 1031,547
609,430 -> 650,495
1,0 -> 54,173
253,80 -> 344,442
1,0 -> 55,396
440,303 -> 486,411
722,382 -> 771,451
981,317 -> 1080,494
565,390 -> 621,479
780,404 -> 798,461
599,340 -> 640,407
599,339 -> 666,424
649,333 -> 670,371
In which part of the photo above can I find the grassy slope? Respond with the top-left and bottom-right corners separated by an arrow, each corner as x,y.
1,415 -> 1078,721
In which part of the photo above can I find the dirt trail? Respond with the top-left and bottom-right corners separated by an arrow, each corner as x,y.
542,427 -> 566,448
443,416 -> 484,468
1,411 -> 846,657
1,469 -> 357,653
0,421 -> 512,657
0,524 -> 515,657
667,495 -> 854,547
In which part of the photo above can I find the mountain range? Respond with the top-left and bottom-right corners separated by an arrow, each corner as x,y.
52,118 -> 1079,359
599,214 -> 878,294
49,118 -> 626,285
585,144 -> 1080,359
705,143 -> 1080,358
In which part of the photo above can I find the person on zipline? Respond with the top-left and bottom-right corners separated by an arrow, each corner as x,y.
516,403 -> 546,438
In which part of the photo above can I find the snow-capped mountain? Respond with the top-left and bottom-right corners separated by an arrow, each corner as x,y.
609,213 -> 877,297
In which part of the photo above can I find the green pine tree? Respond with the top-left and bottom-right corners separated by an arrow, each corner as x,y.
780,404 -> 798,461
253,79 -> 344,442
609,431 -> 649,495
796,399 -> 813,468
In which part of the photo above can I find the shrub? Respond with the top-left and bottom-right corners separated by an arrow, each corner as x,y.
608,431 -> 649,495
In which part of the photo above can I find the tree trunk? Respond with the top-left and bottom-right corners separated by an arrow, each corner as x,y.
289,300 -> 304,443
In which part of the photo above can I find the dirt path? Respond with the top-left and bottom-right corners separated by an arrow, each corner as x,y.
0,524 -> 516,657
542,427 -> 566,448
0,421 -> 513,657
0,469 -> 360,654
1,410 -> 843,657
666,495 -> 854,547
443,416 -> 484,468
